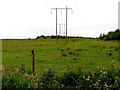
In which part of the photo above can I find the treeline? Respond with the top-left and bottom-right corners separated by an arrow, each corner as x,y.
36,35 -> 95,39
99,29 -> 120,40
36,35 -> 66,39
36,29 -> 120,40
36,35 -> 82,39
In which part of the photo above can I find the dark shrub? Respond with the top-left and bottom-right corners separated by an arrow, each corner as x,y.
38,69 -> 58,88
99,29 -> 120,40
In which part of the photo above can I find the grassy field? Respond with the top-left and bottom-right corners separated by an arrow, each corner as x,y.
2,38 -> 119,75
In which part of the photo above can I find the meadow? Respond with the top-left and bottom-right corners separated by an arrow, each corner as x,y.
2,38 -> 120,88
2,38 -> 119,74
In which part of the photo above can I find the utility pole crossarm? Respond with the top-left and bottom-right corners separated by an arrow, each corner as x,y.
51,8 -> 72,10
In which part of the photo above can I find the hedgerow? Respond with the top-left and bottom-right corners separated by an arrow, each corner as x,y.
2,64 -> 120,89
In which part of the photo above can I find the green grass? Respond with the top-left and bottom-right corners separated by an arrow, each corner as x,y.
2,38 -> 119,74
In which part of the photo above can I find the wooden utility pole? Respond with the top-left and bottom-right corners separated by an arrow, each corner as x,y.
66,6 -> 68,38
56,8 -> 57,40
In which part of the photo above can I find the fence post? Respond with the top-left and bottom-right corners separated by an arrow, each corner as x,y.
31,49 -> 35,74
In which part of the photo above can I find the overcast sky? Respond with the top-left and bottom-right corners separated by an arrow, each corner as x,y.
0,0 -> 119,39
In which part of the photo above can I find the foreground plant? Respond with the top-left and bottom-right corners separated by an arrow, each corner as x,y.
2,64 -> 120,89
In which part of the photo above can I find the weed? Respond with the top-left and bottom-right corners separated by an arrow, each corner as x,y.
115,47 -> 119,51
68,52 -> 73,55
61,52 -> 67,57
66,48 -> 70,51
20,64 -> 26,73
73,58 -> 77,60
39,60 -> 47,63
106,52 -> 112,56
74,48 -> 82,51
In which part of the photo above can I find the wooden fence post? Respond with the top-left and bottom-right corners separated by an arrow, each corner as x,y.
31,49 -> 35,74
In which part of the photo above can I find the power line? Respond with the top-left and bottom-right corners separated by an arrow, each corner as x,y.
51,6 -> 72,40
42,0 -> 74,39
73,0 -> 79,10
43,0 -> 50,10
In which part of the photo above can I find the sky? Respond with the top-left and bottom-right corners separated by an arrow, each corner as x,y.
0,0 -> 119,39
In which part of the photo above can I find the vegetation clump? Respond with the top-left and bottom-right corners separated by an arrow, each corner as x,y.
99,29 -> 120,40
2,64 -> 120,89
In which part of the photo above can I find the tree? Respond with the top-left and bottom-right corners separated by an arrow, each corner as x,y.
99,29 -> 120,40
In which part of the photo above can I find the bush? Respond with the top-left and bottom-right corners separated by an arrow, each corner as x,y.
2,65 -> 120,89
38,69 -> 58,88
36,35 -> 47,39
